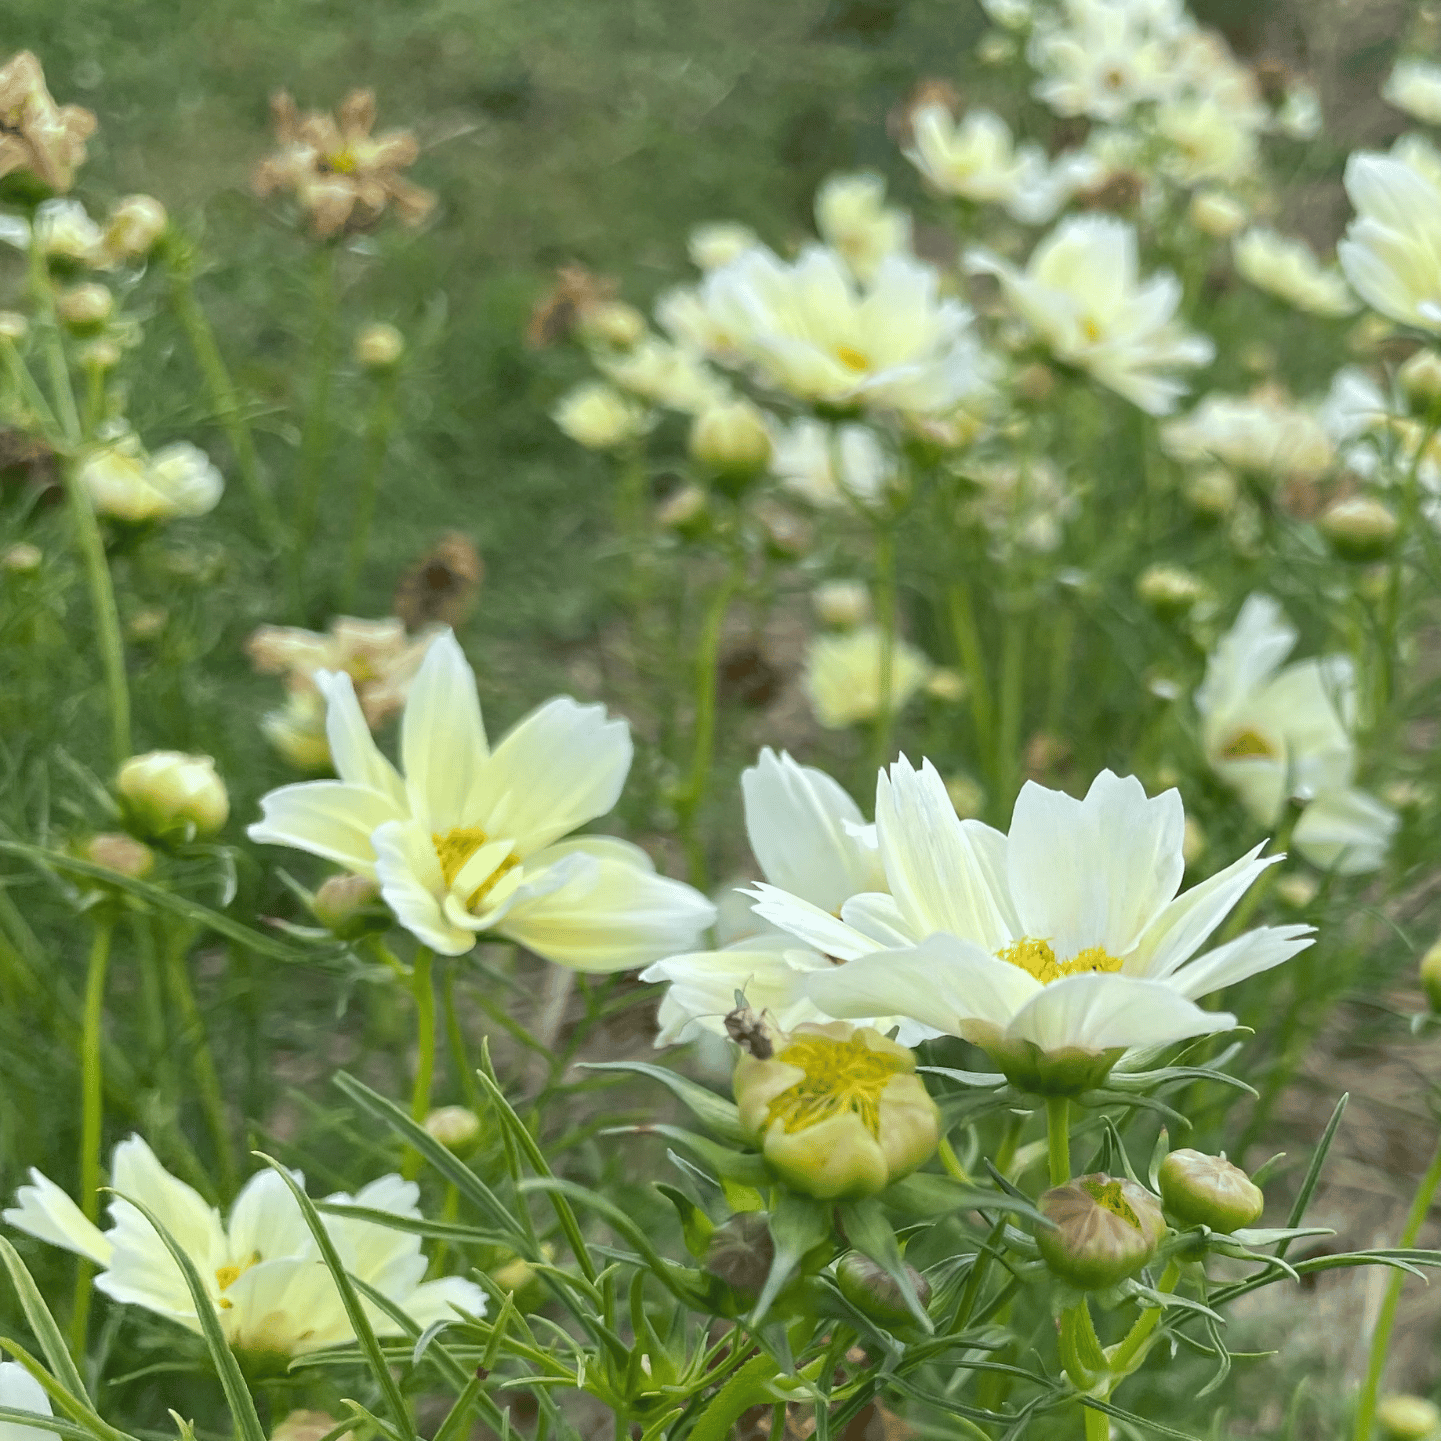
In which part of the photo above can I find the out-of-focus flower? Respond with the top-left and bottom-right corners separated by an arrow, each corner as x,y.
261,692 -> 334,770
688,222 -> 759,271
734,1021 -> 940,1200
83,832 -> 156,880
814,172 -> 911,283
1274,83 -> 1322,141
804,626 -> 932,730
689,399 -> 772,475
1339,134 -> 1441,334
754,763 -> 1311,1094
1161,391 -> 1333,481
1158,1148 -> 1263,1232
812,579 -> 871,628
76,433 -> 224,522
1156,96 -> 1258,184
525,264 -> 617,348
0,1360 -> 52,1441
552,382 -> 652,449
393,532 -> 483,632
0,51 -> 96,195
769,418 -> 890,509
1399,348 -> 1441,406
1318,495 -> 1399,561
963,458 -> 1077,556
1136,563 -> 1206,617
1233,229 -> 1356,318
56,281 -> 112,331
599,336 -> 730,415
311,873 -> 384,935
0,197 -> 106,269
1188,189 -> 1247,239
5,1135 -> 484,1356
1376,1396 -> 1441,1441
252,89 -> 434,239
424,1106 -> 482,1151
249,631 -> 714,964
103,195 -> 168,262
578,300 -> 646,350
354,321 -> 404,370
1027,0 -> 1178,122
655,483 -> 707,531
1,540 -> 40,571
1384,59 -> 1441,126
1196,594 -> 1398,874
969,216 -> 1213,415
1037,1175 -> 1166,1289
118,751 -> 229,840
0,311 -> 27,342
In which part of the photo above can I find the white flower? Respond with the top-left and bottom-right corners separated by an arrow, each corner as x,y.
814,172 -> 911,283
1196,595 -> 1397,874
598,337 -> 730,414
0,1362 -> 51,1441
0,198 -> 107,267
688,222 -> 760,271
963,457 -> 1077,556
4,1135 -> 485,1356
969,215 -> 1214,414
642,748 -> 890,1045
77,434 -> 223,522
1384,59 -> 1441,127
769,418 -> 890,509
747,761 -> 1311,1091
1274,83 -> 1322,141
1339,134 -> 1441,333
804,626 -> 933,730
551,382 -> 652,449
249,631 -> 714,963
690,244 -> 991,417
1233,229 -> 1357,318
1156,96 -> 1259,184
1161,391 -> 1334,479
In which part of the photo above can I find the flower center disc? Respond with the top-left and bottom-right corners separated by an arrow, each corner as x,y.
998,937 -> 1124,985
835,345 -> 870,373
1220,727 -> 1276,759
766,1033 -> 907,1137
432,826 -> 520,910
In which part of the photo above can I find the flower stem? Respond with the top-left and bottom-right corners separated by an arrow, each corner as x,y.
947,581 -> 994,765
867,516 -> 898,778
72,918 -> 114,1356
995,598 -> 1026,814
1107,1258 -> 1181,1379
289,244 -> 339,619
1046,1096 -> 1071,1186
1353,1126 -> 1441,1441
403,948 -> 437,1181
338,365 -> 399,611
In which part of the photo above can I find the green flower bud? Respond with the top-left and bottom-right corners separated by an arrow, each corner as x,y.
1319,495 -> 1399,562
1377,1395 -> 1441,1441
689,400 -> 772,481
1158,1149 -> 1263,1233
835,1251 -> 931,1328
1420,939 -> 1441,1014
734,1022 -> 940,1201
1136,563 -> 1207,619
83,831 -> 155,880
703,1213 -> 774,1301
424,1105 -> 482,1152
354,322 -> 404,371
117,750 -> 229,840
1036,1174 -> 1166,1290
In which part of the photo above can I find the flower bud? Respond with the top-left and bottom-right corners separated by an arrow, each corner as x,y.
552,382 -> 651,449
83,832 -> 156,880
1399,349 -> 1441,411
424,1105 -> 482,1151
312,873 -> 385,937
703,1212 -> 774,1300
578,300 -> 647,350
689,400 -> 772,477
655,482 -> 708,534
104,195 -> 168,261
354,321 -> 404,370
1188,189 -> 1247,239
976,30 -> 1017,64
1184,467 -> 1237,519
1318,495 -> 1399,561
812,579 -> 871,628
1275,871 -> 1319,908
1420,939 -> 1441,1013
1158,1149 -> 1263,1233
271,1411 -> 353,1441
116,751 -> 229,840
1136,563 -> 1206,618
734,1022 -> 940,1201
835,1251 -> 932,1328
689,222 -> 759,271
1035,1174 -> 1166,1290
0,312 -> 28,341
1377,1395 -> 1441,1441
1,542 -> 41,573
77,337 -> 121,370
924,668 -> 967,702
56,282 -> 113,333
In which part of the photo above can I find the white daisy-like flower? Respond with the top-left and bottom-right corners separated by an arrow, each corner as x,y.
552,382 -> 653,449
814,172 -> 911,283
4,1134 -> 485,1356
968,215 -> 1214,414
1027,0 -> 1183,122
803,626 -> 933,730
1233,229 -> 1357,318
1160,391 -> 1334,480
746,761 -> 1311,1093
1383,58 -> 1441,127
76,433 -> 223,523
248,631 -> 715,964
597,336 -> 730,415
1196,594 -> 1397,875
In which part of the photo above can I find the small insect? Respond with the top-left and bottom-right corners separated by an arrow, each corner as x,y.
724,989 -> 775,1060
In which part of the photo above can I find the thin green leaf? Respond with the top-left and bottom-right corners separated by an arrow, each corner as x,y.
1081,1396 -> 1201,1440
604,1124 -> 771,1187
1278,1093 -> 1347,1257
753,1190 -> 831,1326
578,1062 -> 748,1145
837,1199 -> 932,1333
0,1236 -> 89,1398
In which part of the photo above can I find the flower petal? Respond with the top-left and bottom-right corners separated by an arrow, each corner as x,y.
400,631 -> 489,833
372,819 -> 475,955
225,1168 -> 313,1263
0,1361 -> 54,1441
745,882 -> 883,961
315,669 -> 406,806
1004,974 -> 1233,1053
1294,787 -> 1398,875
1166,924 -> 1315,1000
247,780 -> 403,878
642,945 -> 832,1044
3,1169 -> 112,1266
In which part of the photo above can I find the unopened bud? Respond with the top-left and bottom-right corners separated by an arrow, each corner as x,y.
117,751 -> 228,840
77,337 -> 121,370
552,382 -> 651,449
354,322 -> 404,370
1,542 -> 41,573
835,1251 -> 931,1327
424,1105 -> 482,1151
1188,189 -> 1247,239
1275,872 -> 1319,908
1399,349 -> 1441,411
812,579 -> 871,628
655,482 -> 708,533
924,668 -> 967,702
1136,563 -> 1206,617
579,300 -> 647,350
703,1212 -> 774,1299
127,606 -> 168,641
1036,1174 -> 1165,1290
1319,495 -> 1399,561
1158,1149 -> 1263,1233
688,222 -> 759,271
1349,313 -> 1394,357
312,873 -> 385,938
56,282 -> 113,333
105,195 -> 168,261
1377,1395 -> 1441,1441
0,311 -> 28,342
976,30 -> 1017,64
1185,467 -> 1237,519
1420,939 -> 1441,1013
690,400 -> 772,478
83,832 -> 155,880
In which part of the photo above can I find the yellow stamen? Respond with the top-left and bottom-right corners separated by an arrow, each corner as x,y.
835,345 -> 870,373
1082,1177 -> 1142,1228
766,1032 -> 907,1137
324,149 -> 357,174
997,937 -> 1124,985
215,1251 -> 261,1309
1220,728 -> 1275,760
1081,316 -> 1102,343
432,826 -> 521,911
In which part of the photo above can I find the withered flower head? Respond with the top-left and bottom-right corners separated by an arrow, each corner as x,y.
0,51 -> 97,196
526,264 -> 619,349
393,531 -> 483,631
252,88 -> 434,239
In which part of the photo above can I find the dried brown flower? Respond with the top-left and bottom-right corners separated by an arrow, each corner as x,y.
526,264 -> 618,348
252,89 -> 434,239
0,51 -> 96,196
393,531 -> 483,631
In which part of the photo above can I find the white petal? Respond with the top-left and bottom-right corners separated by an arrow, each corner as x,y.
746,882 -> 883,961
641,946 -> 831,1043
1166,924 -> 1314,1000
107,1135 -> 226,1273
1294,788 -> 1398,875
1004,974 -> 1233,1054
401,1276 -> 488,1328
220,1257 -> 344,1354
400,632 -> 489,833
3,1169 -> 112,1266
839,892 -> 920,949
372,820 -> 476,955
224,1168 -> 312,1263
0,1361 -> 53,1441
316,670 -> 406,806
247,781 -> 403,878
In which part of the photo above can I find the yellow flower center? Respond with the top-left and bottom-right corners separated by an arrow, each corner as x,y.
323,148 -> 358,174
835,345 -> 870,373
1220,728 -> 1276,760
765,1032 -> 907,1138
1081,316 -> 1103,343
432,825 -> 521,911
214,1251 -> 260,1310
1081,1177 -> 1142,1229
998,937 -> 1124,985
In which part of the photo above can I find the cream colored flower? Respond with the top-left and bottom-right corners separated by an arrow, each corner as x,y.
688,222 -> 760,271
1156,96 -> 1258,184
969,215 -> 1214,414
769,417 -> 890,509
598,337 -> 730,415
1233,229 -> 1356,318
1027,0 -> 1180,122
249,631 -> 714,963
0,51 -> 95,194
1188,189 -> 1247,239
118,751 -> 229,839
814,173 -> 911,283
1196,594 -> 1397,874
0,197 -> 108,269
750,762 -> 1311,1093
804,626 -> 932,730
552,382 -> 653,448
1383,59 -> 1441,127
1161,391 -> 1333,480
77,433 -> 223,523
5,1135 -> 484,1356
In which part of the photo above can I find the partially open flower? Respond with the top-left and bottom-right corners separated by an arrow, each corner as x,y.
118,751 -> 229,840
552,382 -> 652,449
1188,190 -> 1247,240
1036,1174 -> 1165,1290
77,434 -> 223,523
0,51 -> 96,196
104,195 -> 168,262
835,1251 -> 932,1327
733,1022 -> 940,1201
1158,1149 -> 1263,1233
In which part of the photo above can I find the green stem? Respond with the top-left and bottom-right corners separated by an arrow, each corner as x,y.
1353,1126 -> 1441,1441
442,962 -> 482,1114
1046,1096 -> 1071,1185
289,244 -> 340,619
1107,1258 -> 1180,1379
868,517 -> 898,777
403,949 -> 437,1182
1083,1405 -> 1110,1441
166,251 -> 284,549
995,599 -> 1026,813
947,581 -> 994,765
338,366 -> 399,611
72,918 -> 114,1356
0,336 -> 60,441
29,240 -> 80,443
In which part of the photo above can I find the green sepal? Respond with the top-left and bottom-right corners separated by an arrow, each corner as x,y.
581,1061 -> 749,1145
654,1183 -> 716,1260
837,1198 -> 933,1333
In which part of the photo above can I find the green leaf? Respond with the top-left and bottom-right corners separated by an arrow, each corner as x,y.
882,1171 -> 1041,1223
315,1202 -> 515,1249
579,1061 -> 748,1145
1081,1396 -> 1201,1440
1279,1093 -> 1347,1257
654,1184 -> 715,1260
837,1198 -> 932,1332
752,1190 -> 832,1326
606,1123 -> 771,1186
252,1154 -> 417,1441
686,1354 -> 783,1441
0,1236 -> 89,1398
